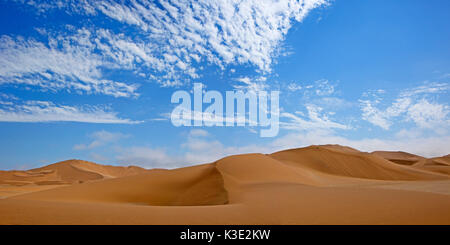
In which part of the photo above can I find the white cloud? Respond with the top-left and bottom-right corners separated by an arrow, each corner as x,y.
163,109 -> 259,126
287,83 -> 302,91
0,93 -> 19,101
0,32 -> 139,97
188,129 -> 210,137
360,82 -> 450,132
116,146 -> 181,168
314,79 -> 335,96
406,99 -> 449,130
285,79 -> 337,97
6,0 -> 328,88
360,99 -> 392,130
280,104 -> 349,131
74,130 -> 129,150
232,76 -> 268,93
89,152 -> 108,162
0,100 -> 139,124
400,82 -> 450,97
312,97 -> 353,109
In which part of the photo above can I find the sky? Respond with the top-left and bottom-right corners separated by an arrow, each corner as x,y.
0,0 -> 449,170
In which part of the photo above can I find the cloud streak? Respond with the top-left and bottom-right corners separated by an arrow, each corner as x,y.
0,100 -> 139,124
280,104 -> 349,131
74,130 -> 130,150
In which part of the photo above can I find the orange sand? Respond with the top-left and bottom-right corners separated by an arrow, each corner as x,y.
0,145 -> 449,224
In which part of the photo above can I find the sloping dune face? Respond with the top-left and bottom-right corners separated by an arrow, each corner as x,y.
373,151 -> 450,175
372,151 -> 425,165
12,163 -> 228,206
0,160 -> 148,186
270,146 -> 443,181
0,145 -> 449,224
215,153 -> 321,186
430,156 -> 450,166
423,156 -> 450,175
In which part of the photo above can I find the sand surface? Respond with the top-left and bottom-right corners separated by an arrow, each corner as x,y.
0,145 -> 449,224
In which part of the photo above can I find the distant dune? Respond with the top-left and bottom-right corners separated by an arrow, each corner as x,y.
0,159 -> 148,186
0,145 -> 449,224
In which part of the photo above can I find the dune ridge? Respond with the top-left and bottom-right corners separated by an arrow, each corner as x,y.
372,150 -> 450,175
0,159 -> 148,186
0,144 -> 449,224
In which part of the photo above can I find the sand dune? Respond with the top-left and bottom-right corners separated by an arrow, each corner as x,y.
372,150 -> 425,165
0,145 -> 449,224
430,155 -> 450,166
0,159 -> 148,187
11,163 -> 227,206
271,146 -> 444,181
372,150 -> 450,175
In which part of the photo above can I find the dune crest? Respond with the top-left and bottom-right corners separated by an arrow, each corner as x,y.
372,151 -> 450,175
0,159 -> 148,186
271,146 -> 444,181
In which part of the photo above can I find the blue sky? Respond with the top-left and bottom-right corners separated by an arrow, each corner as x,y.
0,0 -> 449,170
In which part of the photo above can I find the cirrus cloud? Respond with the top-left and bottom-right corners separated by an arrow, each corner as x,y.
0,100 -> 139,124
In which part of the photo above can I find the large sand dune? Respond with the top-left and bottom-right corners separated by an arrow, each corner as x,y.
0,145 -> 449,224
